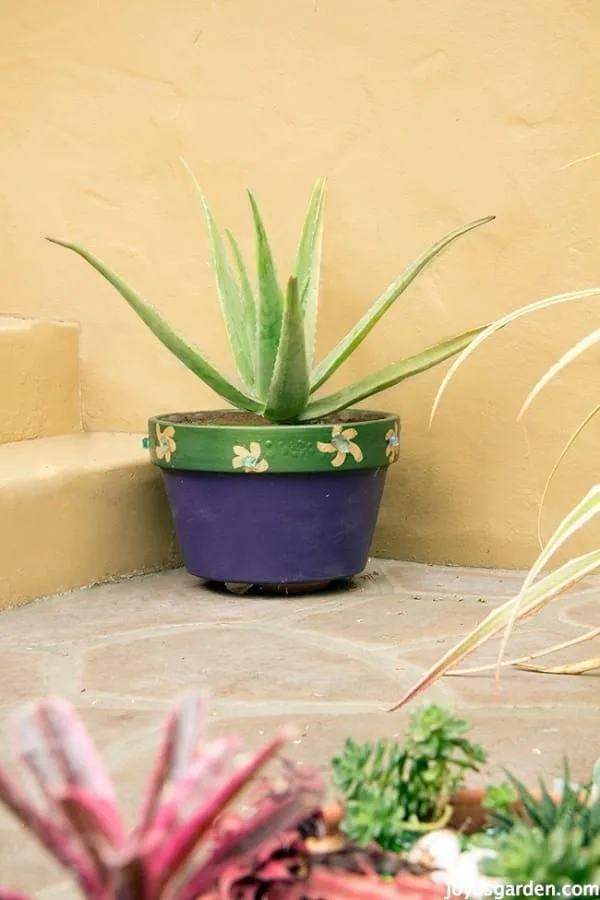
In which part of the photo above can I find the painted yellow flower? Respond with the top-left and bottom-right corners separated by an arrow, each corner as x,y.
155,423 -> 177,463
317,425 -> 363,468
232,441 -> 269,473
385,423 -> 400,462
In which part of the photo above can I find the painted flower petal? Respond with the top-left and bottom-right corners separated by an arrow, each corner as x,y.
386,445 -> 393,459
349,442 -> 363,463
166,437 -> 177,452
254,459 -> 269,473
164,449 -> 172,463
233,445 -> 249,457
331,451 -> 346,467
331,424 -> 343,437
163,425 -> 175,438
249,441 -> 261,459
155,445 -> 165,460
316,441 -> 335,453
342,427 -> 357,440
385,428 -> 394,440
232,457 -> 244,469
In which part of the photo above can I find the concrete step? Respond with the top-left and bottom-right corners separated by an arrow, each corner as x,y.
0,433 -> 180,608
0,315 -> 81,444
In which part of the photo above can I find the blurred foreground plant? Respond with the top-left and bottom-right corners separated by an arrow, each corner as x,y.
0,693 -> 444,900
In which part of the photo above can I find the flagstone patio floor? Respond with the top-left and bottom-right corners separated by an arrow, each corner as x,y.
0,557 -> 598,897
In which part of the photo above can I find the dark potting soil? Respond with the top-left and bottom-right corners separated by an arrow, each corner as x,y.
159,410 -> 387,427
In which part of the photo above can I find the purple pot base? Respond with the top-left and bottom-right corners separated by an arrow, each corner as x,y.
162,468 -> 387,585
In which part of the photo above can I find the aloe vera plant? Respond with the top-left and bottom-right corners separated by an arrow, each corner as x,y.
47,174 -> 494,424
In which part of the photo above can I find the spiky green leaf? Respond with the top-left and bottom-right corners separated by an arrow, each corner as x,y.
263,277 -> 310,422
309,215 -> 495,393
294,178 -> 326,369
46,239 -> 262,414
225,228 -> 257,375
300,326 -> 484,421
248,191 -> 286,400
180,159 -> 256,391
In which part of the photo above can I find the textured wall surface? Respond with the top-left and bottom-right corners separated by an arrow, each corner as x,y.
2,0 -> 599,567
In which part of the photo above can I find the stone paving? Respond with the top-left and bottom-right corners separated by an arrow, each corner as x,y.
0,558 -> 598,897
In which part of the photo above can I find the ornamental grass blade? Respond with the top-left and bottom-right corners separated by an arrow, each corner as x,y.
46,238 -> 263,414
514,656 -> 600,675
263,277 -> 310,422
519,327 -> 600,420
388,547 -> 600,711
536,404 -> 600,547
309,215 -> 494,393
454,627 -> 600,675
248,191 -> 286,401
496,485 -> 600,670
179,159 -> 257,392
294,177 -> 325,369
429,287 -> 600,426
300,326 -> 484,421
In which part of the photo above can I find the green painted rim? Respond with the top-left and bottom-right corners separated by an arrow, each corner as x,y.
147,409 -> 401,474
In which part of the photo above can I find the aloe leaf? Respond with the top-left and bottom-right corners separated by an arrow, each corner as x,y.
247,192 -> 286,400
300,326 -> 484,421
46,239 -> 263,414
263,277 -> 310,422
429,287 -> 600,425
179,158 -> 255,389
309,215 -> 494,393
182,169 -> 256,390
294,177 -> 326,369
225,229 -> 257,373
519,326 -> 600,419
388,546 -> 600,711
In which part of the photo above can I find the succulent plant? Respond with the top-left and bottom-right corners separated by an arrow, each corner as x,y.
47,174 -> 493,424
331,704 -> 487,852
482,822 -> 600,888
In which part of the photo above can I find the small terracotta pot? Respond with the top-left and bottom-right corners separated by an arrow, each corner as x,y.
450,786 -> 562,834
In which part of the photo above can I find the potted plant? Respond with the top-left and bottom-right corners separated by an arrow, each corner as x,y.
47,174 -> 494,591
1,695 -> 595,900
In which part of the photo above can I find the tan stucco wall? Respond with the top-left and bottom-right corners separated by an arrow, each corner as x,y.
2,0 -> 599,568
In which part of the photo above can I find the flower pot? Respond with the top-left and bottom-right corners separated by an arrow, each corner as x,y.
148,408 -> 400,589
449,786 -> 562,834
